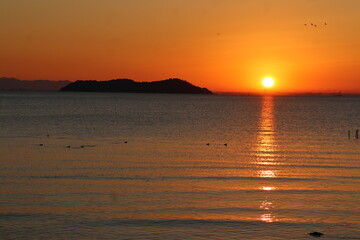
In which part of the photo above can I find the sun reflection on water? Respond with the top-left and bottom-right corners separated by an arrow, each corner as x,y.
255,96 -> 278,223
258,170 -> 277,178
260,186 -> 276,191
260,213 -> 276,223
255,95 -> 276,164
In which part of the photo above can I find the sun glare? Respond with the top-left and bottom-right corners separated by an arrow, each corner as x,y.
262,77 -> 274,88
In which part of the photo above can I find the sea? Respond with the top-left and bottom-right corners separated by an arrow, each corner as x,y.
0,91 -> 359,239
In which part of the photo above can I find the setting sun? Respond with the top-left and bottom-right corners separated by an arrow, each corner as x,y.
262,78 -> 275,88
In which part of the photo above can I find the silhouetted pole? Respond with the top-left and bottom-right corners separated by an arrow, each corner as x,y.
356,130 -> 359,139
348,130 -> 351,139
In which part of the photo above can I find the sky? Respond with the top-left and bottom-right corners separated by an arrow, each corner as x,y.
1,0 -> 360,93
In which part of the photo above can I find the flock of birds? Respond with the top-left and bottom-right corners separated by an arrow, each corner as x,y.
305,22 -> 327,27
38,135 -> 228,149
216,21 -> 328,37
215,22 -> 329,37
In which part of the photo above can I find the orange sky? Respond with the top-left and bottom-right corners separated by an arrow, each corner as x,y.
1,0 -> 360,93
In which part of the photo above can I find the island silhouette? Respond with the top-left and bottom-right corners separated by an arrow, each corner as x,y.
60,78 -> 213,94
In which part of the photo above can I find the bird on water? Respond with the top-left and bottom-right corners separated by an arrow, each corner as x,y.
309,232 -> 324,237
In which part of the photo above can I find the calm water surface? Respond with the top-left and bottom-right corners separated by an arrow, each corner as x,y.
0,92 -> 359,239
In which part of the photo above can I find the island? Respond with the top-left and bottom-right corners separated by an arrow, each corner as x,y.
60,78 -> 213,94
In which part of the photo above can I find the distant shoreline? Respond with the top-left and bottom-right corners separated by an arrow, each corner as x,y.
2,90 -> 360,97
0,77 -> 213,94
1,77 -> 360,96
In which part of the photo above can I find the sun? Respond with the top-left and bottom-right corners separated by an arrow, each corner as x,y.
262,77 -> 274,88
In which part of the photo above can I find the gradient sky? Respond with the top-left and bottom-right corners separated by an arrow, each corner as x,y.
1,0 -> 360,93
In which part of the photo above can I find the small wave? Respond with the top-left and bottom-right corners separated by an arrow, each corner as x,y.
282,164 -> 360,170
0,213 -> 58,219
27,175 -> 319,182
82,217 -> 341,229
336,176 -> 360,180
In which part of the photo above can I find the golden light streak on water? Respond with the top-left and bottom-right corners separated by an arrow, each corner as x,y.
260,186 -> 276,191
258,170 -> 277,178
260,213 -> 275,223
255,96 -> 278,223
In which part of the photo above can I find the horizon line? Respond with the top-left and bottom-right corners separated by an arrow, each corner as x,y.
2,77 -> 360,95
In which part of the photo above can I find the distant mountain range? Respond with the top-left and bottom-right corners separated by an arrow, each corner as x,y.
0,78 -> 71,91
61,78 -> 213,94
